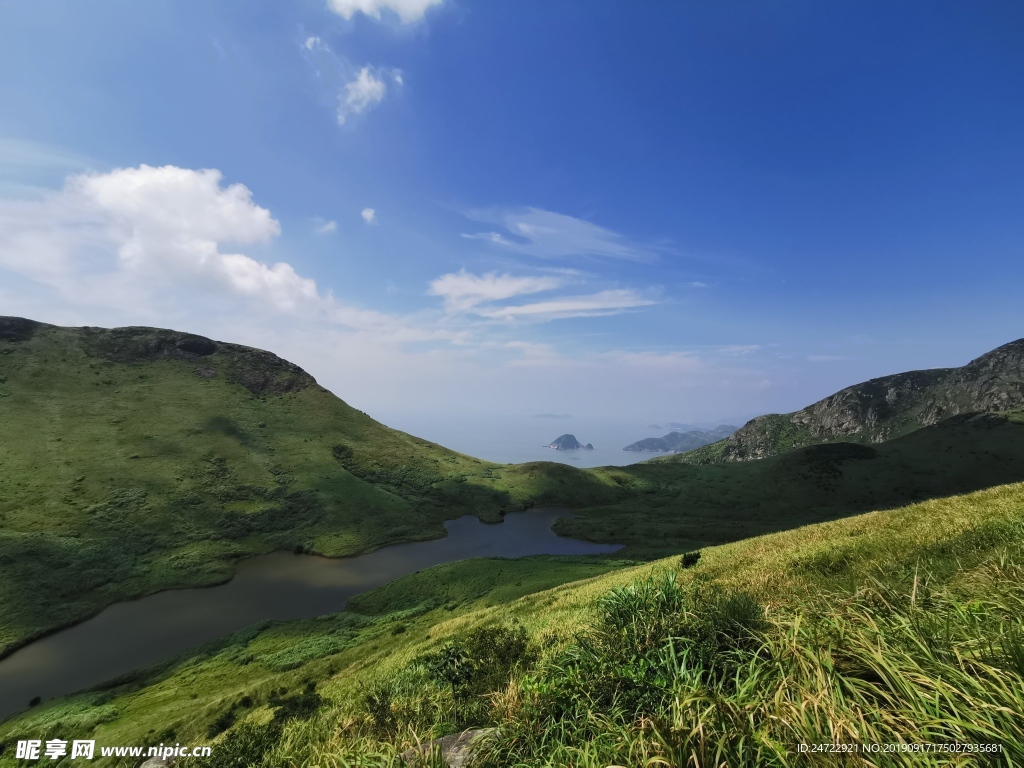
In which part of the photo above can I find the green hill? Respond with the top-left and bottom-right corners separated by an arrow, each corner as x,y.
0,318 -> 627,656
622,424 -> 737,453
2,480 -> 1021,766
671,338 -> 1024,464
4,316 -> 1024,665
3,318 -> 1024,763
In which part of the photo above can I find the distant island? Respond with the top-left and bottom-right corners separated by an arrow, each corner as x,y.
547,434 -> 594,450
622,424 -> 737,453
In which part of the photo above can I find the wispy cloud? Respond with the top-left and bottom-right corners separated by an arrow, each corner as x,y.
326,0 -> 442,24
719,344 -> 761,356
463,207 -> 660,261
807,354 -> 850,362
428,270 -> 564,312
314,218 -> 337,234
0,137 -> 94,199
428,267 -> 656,322
603,350 -> 704,372
361,207 -> 377,224
298,38 -> 401,128
476,289 -> 655,321
338,67 -> 399,125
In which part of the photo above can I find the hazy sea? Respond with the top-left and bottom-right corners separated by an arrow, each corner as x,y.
376,415 -> 730,469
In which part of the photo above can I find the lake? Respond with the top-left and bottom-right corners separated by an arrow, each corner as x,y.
0,508 -> 620,721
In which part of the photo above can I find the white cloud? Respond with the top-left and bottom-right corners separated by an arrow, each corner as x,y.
475,289 -> 655,321
298,35 -> 400,128
427,268 -> 657,322
0,164 -> 803,439
463,207 -> 658,261
326,0 -> 442,23
0,165 -> 389,324
315,219 -> 337,234
719,344 -> 761,356
68,167 -> 314,312
361,207 -> 377,224
428,270 -> 564,312
807,355 -> 849,362
337,67 -> 400,125
603,350 -> 704,372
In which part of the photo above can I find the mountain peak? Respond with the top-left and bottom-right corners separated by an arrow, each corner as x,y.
674,338 -> 1024,463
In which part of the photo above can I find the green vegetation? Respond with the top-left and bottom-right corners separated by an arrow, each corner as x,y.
0,319 -> 628,653
3,318 -> 1024,764
3,482 -> 1023,766
3,318 -> 1024,662
621,424 -> 738,453
670,338 -> 1024,464
560,410 -> 1024,556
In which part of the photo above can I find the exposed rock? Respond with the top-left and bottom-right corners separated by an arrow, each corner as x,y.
73,324 -> 317,395
82,326 -> 219,362
401,728 -> 499,768
0,317 -> 47,343
547,434 -> 584,450
683,339 -> 1024,463
220,343 -> 316,395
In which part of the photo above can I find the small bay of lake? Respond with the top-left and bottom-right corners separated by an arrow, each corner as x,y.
0,508 -> 620,721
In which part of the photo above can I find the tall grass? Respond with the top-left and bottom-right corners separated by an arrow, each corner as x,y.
239,546 -> 1024,766
263,557 -> 1014,766
477,558 -> 1024,767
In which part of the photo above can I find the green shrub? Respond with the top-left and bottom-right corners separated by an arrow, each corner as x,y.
524,574 -> 766,723
187,721 -> 281,768
268,682 -> 323,724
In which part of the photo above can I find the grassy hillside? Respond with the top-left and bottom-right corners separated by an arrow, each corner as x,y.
621,424 -> 737,453
674,338 -> 1024,464
3,481 -> 1021,766
0,318 -> 626,655
562,409 -> 1024,553
5,317 -> 1024,663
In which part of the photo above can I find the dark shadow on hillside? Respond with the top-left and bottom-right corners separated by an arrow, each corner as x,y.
557,412 -> 1024,556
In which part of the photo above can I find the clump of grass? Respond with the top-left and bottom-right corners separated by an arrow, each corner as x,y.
481,575 -> 766,762
478,557 -> 1024,767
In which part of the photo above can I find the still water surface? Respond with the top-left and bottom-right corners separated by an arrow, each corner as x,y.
0,508 -> 620,721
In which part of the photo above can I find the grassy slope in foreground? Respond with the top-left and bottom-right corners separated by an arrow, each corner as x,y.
3,481 -> 1022,766
0,318 -> 626,656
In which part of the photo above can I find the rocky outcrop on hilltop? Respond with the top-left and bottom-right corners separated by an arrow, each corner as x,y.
679,339 -> 1024,463
76,324 -> 319,396
0,316 -> 46,342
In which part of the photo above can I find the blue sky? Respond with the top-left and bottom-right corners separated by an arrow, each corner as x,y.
1,1 -> 1023,456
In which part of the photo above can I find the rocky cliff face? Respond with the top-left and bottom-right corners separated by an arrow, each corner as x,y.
692,339 -> 1024,463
